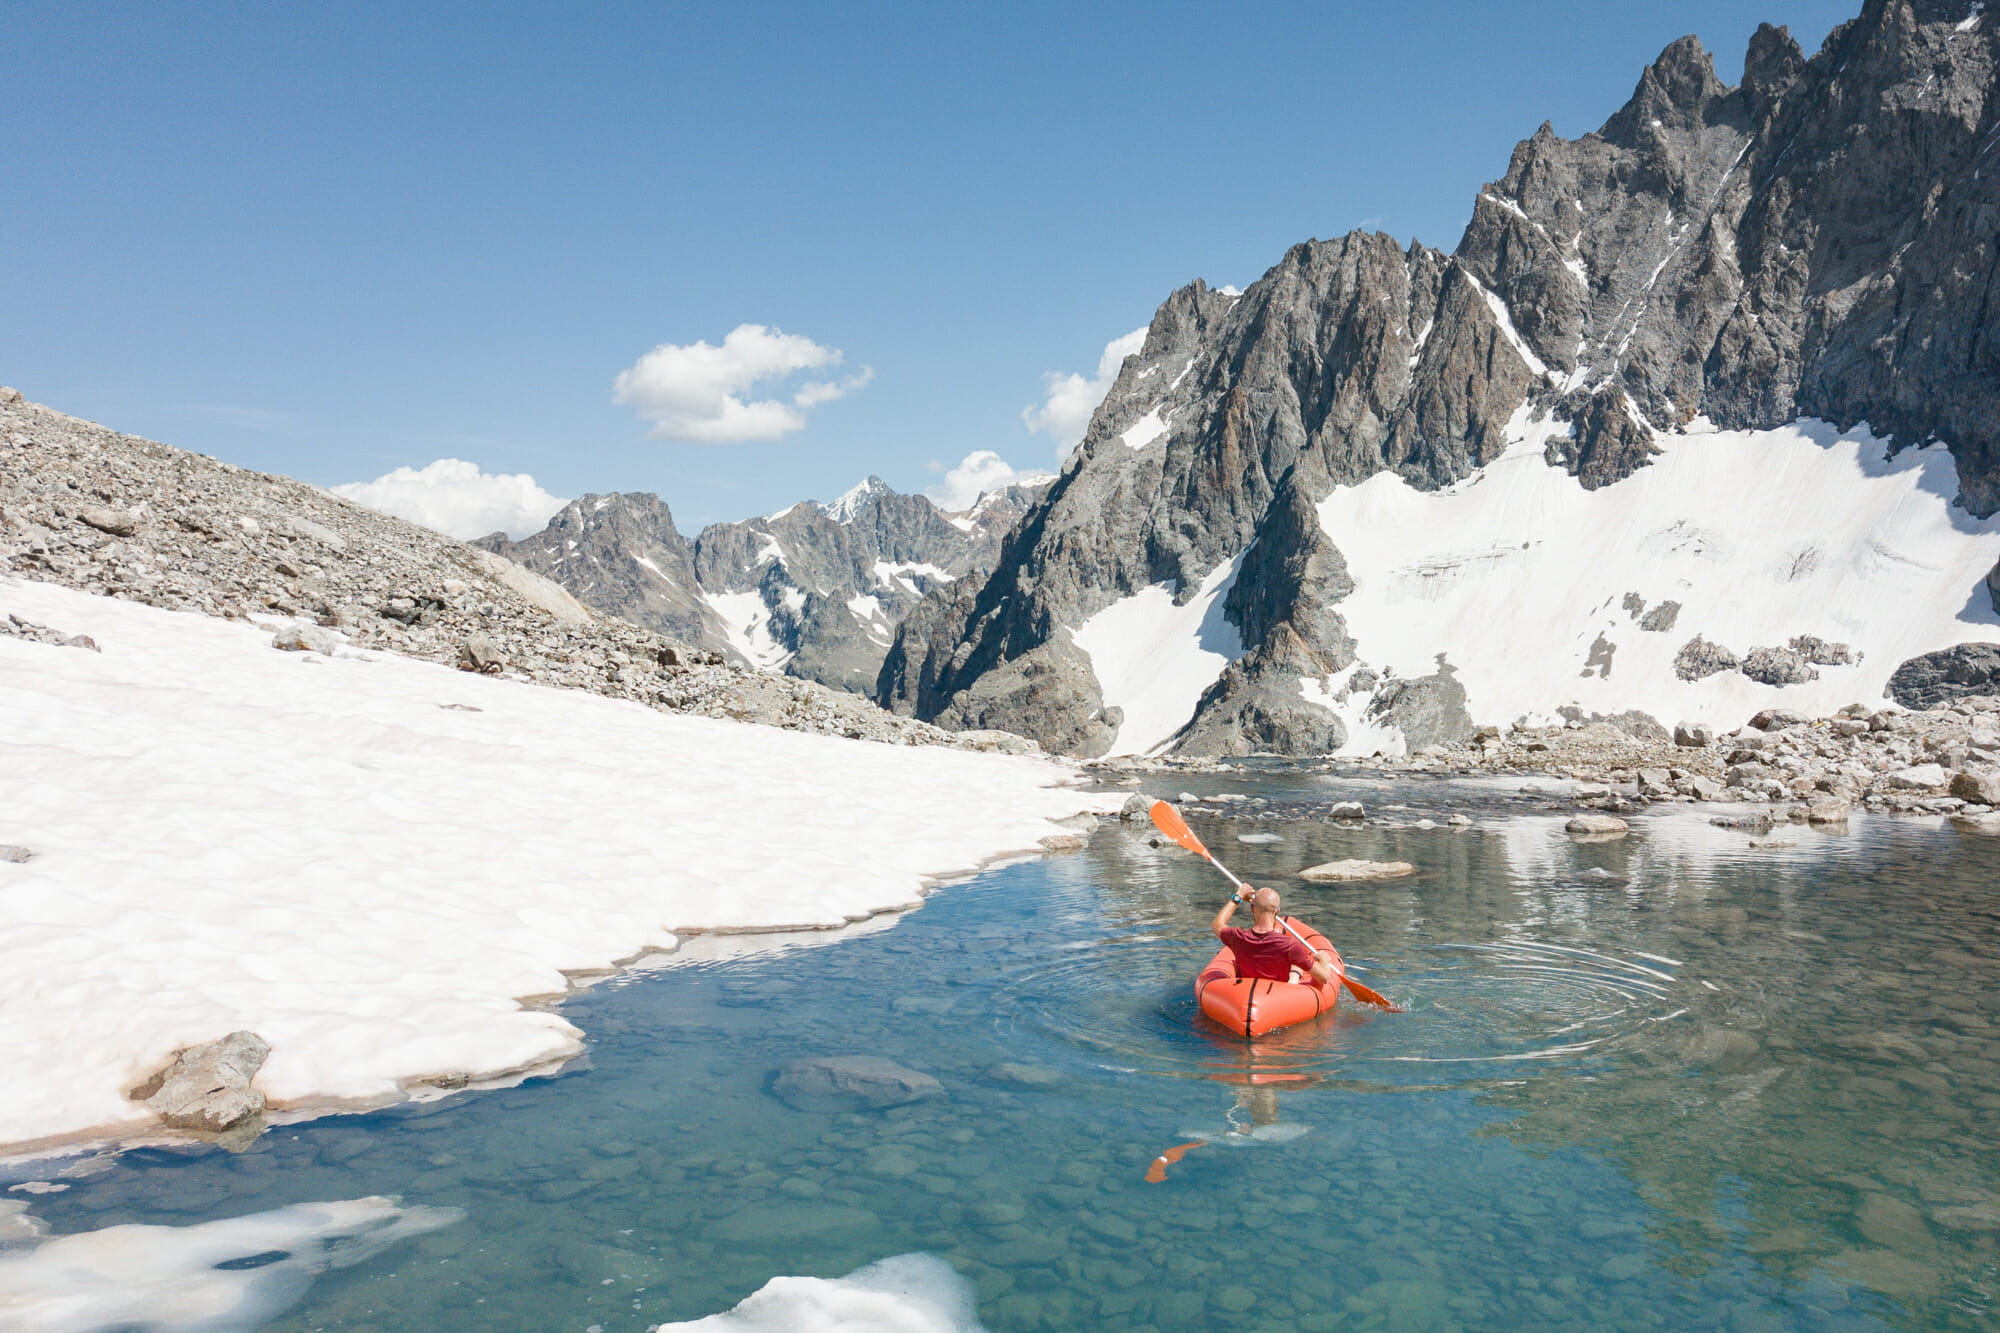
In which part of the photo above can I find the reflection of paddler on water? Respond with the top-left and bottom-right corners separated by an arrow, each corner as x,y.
1144,798 -> 1403,1182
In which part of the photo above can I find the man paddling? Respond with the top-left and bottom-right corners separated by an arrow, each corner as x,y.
1211,886 -> 1338,985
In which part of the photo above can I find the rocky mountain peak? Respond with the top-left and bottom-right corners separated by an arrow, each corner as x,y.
880,0 -> 2000,760
819,476 -> 893,523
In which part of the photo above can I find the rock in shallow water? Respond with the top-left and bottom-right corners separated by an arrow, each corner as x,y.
771,1055 -> 943,1111
138,1030 -> 271,1133
1565,814 -> 1629,838
1297,859 -> 1416,882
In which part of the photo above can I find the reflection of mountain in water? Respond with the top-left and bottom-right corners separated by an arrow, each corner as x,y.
1473,813 -> 2000,1319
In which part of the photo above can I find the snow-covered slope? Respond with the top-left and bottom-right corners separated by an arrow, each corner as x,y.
1313,418 -> 2000,747
0,580 -> 1107,1154
1072,556 -> 1242,756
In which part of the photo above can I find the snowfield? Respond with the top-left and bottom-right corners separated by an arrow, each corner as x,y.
1073,555 -> 1242,756
0,579 -> 1108,1154
1314,418 -> 2000,747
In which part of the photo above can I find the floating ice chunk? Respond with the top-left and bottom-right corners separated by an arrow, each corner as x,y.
0,1197 -> 461,1333
660,1252 -> 982,1332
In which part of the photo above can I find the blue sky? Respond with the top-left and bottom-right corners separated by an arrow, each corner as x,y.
5,1 -> 1857,535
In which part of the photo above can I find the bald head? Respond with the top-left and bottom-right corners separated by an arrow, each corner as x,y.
1251,886 -> 1281,917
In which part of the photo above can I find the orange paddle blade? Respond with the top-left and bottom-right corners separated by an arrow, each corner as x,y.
1144,1140 -> 1207,1183
1148,801 -> 1212,860
1342,975 -> 1405,1013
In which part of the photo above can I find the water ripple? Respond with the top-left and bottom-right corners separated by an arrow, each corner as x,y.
989,932 -> 1694,1091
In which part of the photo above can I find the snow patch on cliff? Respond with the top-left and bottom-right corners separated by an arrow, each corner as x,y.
1075,556 -> 1244,756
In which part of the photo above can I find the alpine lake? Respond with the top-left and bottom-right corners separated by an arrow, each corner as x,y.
15,770 -> 2000,1332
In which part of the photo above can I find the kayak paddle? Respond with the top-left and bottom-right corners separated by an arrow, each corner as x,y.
1149,799 -> 1404,1013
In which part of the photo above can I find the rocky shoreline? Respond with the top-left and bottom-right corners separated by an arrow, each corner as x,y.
0,390 -> 1038,755
1095,698 -> 2000,832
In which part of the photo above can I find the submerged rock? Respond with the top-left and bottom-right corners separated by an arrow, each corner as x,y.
771,1056 -> 943,1111
137,1030 -> 271,1133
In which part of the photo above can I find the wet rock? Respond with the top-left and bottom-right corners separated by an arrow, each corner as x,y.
1688,776 -> 1725,800
988,1063 -> 1062,1088
1327,801 -> 1365,820
1297,858 -> 1416,882
1855,1193 -> 1933,1255
1235,832 -> 1283,844
771,1056 -> 943,1111
1119,793 -> 1153,821
1930,1202 -> 2000,1233
1037,832 -> 1085,853
711,1203 -> 880,1243
0,845 -> 31,863
1565,813 -> 1628,838
1807,798 -> 1850,826
136,1030 -> 271,1133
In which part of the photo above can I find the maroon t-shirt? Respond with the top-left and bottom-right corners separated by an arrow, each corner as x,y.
1218,924 -> 1317,981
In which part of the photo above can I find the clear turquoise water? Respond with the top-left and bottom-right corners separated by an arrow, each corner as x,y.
18,776 -> 2000,1330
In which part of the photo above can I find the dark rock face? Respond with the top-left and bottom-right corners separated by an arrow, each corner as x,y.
880,2 -> 2000,756
1366,665 -> 1475,751
1887,642 -> 2000,707
475,493 -> 721,651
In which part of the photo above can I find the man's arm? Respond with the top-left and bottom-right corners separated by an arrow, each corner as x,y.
1308,951 -> 1337,985
1210,892 -> 1248,940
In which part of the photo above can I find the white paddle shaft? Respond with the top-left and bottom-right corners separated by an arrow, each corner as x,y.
1199,848 -> 1322,960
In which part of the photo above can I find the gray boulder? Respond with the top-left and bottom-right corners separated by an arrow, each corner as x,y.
1119,793 -> 1154,821
1674,721 -> 1715,747
138,1031 -> 271,1133
1949,768 -> 2000,806
771,1056 -> 943,1111
1887,644 -> 2000,709
0,844 -> 31,863
1566,814 -> 1629,838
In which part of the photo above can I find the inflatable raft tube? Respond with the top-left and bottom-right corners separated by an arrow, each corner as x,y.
1196,917 -> 1345,1038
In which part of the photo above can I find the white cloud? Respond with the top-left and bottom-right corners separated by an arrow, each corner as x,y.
924,450 -> 1054,512
331,460 -> 567,540
613,323 -> 872,443
1022,327 -> 1147,455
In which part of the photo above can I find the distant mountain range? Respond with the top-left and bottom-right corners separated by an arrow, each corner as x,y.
476,476 -> 1048,693
875,0 -> 2000,757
